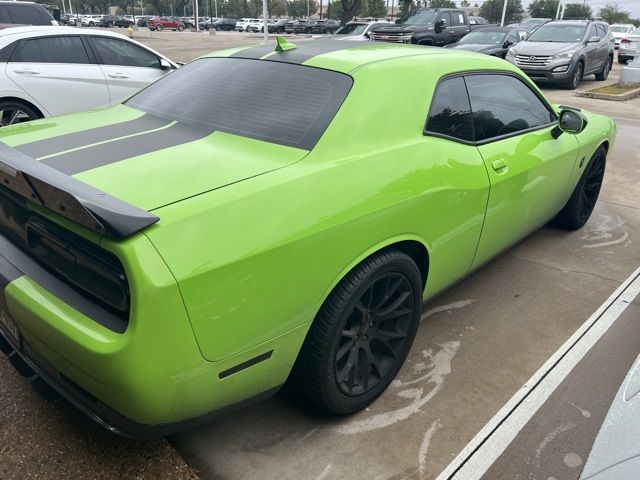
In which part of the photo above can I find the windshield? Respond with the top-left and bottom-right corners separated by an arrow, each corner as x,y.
460,30 -> 507,44
402,11 -> 438,26
527,24 -> 586,42
610,26 -> 630,33
336,23 -> 367,35
126,58 -> 353,150
522,18 -> 546,27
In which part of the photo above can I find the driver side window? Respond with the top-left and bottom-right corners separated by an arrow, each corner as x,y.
90,37 -> 161,68
464,74 -> 555,142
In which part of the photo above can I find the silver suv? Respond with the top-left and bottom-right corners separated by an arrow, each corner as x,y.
505,20 -> 614,89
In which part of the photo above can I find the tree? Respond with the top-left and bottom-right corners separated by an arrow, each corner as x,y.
528,0 -> 559,18
480,0 -> 523,24
562,3 -> 591,19
287,0 -> 318,16
460,0 -> 470,7
598,3 -> 631,24
365,0 -> 387,17
327,0 -> 343,19
341,0 -> 362,23
430,0 -> 455,7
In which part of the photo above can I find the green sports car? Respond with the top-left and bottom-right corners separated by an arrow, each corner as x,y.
0,40 -> 616,438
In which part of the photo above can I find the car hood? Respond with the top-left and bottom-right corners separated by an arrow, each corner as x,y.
0,105 -> 308,212
512,41 -> 581,56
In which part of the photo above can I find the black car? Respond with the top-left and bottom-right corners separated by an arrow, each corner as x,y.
445,25 -> 529,58
285,19 -> 298,33
293,19 -> 318,34
0,1 -> 56,28
371,9 -> 473,46
207,18 -> 237,30
176,17 -> 194,29
311,19 -> 340,34
267,19 -> 288,33
99,15 -> 134,28
136,16 -> 153,27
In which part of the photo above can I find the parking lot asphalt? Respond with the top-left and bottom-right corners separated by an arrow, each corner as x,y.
0,33 -> 638,480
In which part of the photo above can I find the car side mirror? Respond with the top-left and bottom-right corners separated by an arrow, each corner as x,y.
160,58 -> 174,69
587,35 -> 600,43
552,109 -> 587,138
503,39 -> 513,48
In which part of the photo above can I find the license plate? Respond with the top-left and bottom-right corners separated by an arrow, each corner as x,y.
0,310 -> 19,345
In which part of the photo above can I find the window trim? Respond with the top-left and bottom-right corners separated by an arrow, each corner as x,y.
424,70 -> 558,146
85,35 -> 161,69
10,35 -> 94,65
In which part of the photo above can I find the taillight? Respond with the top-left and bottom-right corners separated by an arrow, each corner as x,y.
621,38 -> 630,44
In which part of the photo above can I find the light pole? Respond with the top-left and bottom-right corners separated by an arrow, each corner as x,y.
500,0 -> 508,26
555,0 -> 562,19
262,0 -> 268,44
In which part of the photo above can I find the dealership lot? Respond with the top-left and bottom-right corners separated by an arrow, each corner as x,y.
0,31 -> 639,480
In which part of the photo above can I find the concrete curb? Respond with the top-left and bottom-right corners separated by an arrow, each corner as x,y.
575,85 -> 640,101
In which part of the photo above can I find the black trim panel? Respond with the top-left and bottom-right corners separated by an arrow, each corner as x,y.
265,40 -> 370,65
0,233 -> 127,332
229,43 -> 276,59
42,122 -> 213,175
218,350 -> 273,379
16,114 -> 172,159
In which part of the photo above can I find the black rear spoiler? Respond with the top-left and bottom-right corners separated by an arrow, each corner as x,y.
0,142 -> 159,239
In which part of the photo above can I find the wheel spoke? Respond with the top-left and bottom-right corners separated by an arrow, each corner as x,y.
337,346 -> 358,386
376,306 -> 412,323
336,340 -> 353,361
376,291 -> 410,318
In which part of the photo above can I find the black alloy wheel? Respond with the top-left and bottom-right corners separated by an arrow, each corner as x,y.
553,145 -> 606,229
335,273 -> 415,396
289,249 -> 422,414
0,102 -> 40,127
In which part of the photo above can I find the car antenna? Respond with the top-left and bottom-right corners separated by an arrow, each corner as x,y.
275,36 -> 297,52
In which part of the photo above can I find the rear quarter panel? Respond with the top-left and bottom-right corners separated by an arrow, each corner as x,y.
145,55 -> 493,363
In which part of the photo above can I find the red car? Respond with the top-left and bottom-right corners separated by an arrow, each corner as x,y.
146,17 -> 185,31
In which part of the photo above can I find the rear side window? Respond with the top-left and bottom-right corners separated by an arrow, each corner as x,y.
126,57 -> 353,150
14,36 -> 90,64
90,37 -> 160,68
425,77 -> 473,142
464,74 -> 555,141
451,12 -> 465,26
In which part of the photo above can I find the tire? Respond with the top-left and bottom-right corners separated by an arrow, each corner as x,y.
156,24 -> 163,31
552,145 -> 606,229
0,100 -> 41,127
564,62 -> 583,90
89,21 -> 94,26
289,249 -> 423,414
618,56 -> 628,64
177,24 -> 185,31
595,56 -> 612,81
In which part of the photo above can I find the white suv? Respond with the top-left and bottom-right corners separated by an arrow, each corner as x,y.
235,18 -> 257,32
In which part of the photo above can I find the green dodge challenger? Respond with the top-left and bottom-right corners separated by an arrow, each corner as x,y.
0,40 -> 616,438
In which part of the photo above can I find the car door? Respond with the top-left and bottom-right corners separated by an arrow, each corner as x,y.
423,76 -> 491,288
465,73 -> 581,268
88,36 -> 170,105
6,35 -> 109,117
595,24 -> 610,66
583,24 -> 601,73
436,12 -> 453,45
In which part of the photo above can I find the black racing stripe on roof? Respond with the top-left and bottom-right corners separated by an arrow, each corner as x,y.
42,123 -> 212,175
229,43 -> 277,59
16,114 -> 172,159
229,40 -> 371,65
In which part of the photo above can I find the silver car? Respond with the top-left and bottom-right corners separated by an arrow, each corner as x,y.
618,31 -> 639,64
505,20 -> 614,90
610,23 -> 636,48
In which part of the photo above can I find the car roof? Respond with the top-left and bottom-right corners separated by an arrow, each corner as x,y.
208,41 -> 512,74
474,25 -> 523,32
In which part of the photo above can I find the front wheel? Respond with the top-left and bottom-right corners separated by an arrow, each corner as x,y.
564,62 -> 583,90
552,145 -> 606,229
177,24 -> 185,31
155,24 -> 163,31
289,249 -> 423,414
595,56 -> 612,81
618,56 -> 628,64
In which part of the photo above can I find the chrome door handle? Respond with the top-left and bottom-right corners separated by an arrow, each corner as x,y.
13,69 -> 39,75
107,73 -> 130,79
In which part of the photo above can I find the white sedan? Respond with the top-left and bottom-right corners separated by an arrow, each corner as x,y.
0,26 -> 178,126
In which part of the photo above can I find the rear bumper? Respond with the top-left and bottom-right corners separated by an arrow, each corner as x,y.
0,325 -> 280,439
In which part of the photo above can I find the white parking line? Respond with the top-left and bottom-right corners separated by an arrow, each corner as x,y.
436,265 -> 640,480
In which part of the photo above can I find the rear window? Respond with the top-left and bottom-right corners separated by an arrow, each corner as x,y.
126,57 -> 353,150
